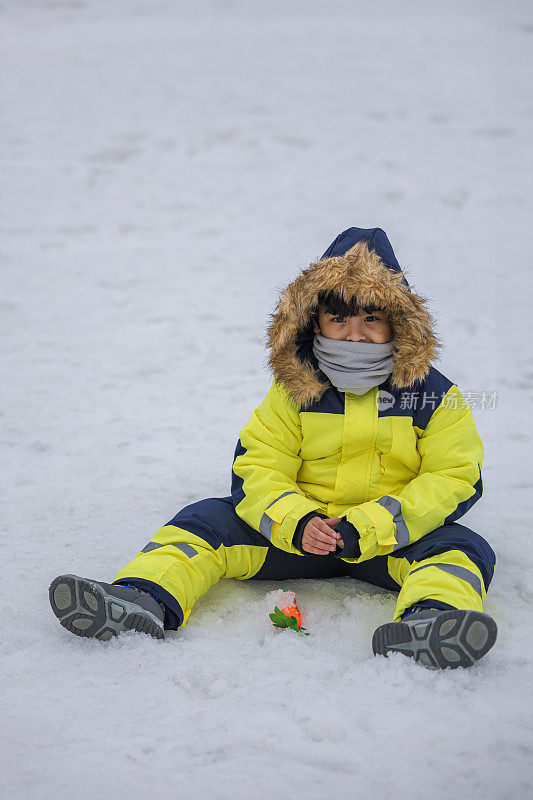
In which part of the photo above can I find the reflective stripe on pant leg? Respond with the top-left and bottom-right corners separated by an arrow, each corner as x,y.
112,497 -> 270,627
389,549 -> 487,622
386,523 -> 495,622
113,525 -> 229,628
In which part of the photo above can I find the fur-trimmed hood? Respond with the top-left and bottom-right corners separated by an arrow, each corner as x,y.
267,227 -> 440,410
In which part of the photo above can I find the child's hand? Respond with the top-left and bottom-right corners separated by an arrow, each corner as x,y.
301,516 -> 341,555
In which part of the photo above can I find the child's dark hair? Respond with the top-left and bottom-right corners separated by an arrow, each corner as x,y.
314,290 -> 386,319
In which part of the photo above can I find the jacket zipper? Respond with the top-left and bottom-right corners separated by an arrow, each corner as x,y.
364,388 -> 379,501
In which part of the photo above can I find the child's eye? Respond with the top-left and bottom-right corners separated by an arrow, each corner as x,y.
331,314 -> 380,323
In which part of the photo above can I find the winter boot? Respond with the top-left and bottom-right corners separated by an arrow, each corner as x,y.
372,606 -> 497,669
49,574 -> 165,641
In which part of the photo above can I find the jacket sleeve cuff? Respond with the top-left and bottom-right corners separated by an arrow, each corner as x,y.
292,511 -> 329,554
333,519 -> 361,560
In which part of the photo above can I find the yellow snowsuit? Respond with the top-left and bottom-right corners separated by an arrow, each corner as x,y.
113,227 -> 495,629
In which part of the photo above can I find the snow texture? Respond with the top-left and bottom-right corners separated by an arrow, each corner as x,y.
2,1 -> 532,798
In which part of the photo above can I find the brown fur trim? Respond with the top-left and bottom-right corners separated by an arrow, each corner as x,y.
267,240 -> 440,409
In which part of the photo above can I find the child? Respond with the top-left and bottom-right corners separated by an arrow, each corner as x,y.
49,226 -> 497,669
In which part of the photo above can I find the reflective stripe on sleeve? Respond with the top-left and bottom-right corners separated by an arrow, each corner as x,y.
265,491 -> 298,510
259,491 -> 299,540
377,495 -> 410,549
259,514 -> 274,539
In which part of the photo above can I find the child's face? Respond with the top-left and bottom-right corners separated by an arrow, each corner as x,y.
313,309 -> 393,343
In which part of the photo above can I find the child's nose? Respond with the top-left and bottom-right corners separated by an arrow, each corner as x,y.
345,318 -> 367,342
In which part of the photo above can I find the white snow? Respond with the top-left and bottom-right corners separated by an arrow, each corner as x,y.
2,1 -> 532,798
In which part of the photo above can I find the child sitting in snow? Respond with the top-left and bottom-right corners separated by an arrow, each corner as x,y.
49,226 -> 497,669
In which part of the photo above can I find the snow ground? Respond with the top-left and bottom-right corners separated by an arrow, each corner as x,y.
2,1 -> 532,798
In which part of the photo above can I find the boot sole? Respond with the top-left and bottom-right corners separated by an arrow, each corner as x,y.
49,574 -> 165,641
372,609 -> 497,669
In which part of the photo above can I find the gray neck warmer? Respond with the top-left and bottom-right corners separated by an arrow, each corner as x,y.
312,334 -> 394,395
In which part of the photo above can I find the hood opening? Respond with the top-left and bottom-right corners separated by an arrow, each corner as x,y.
266,227 -> 440,409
